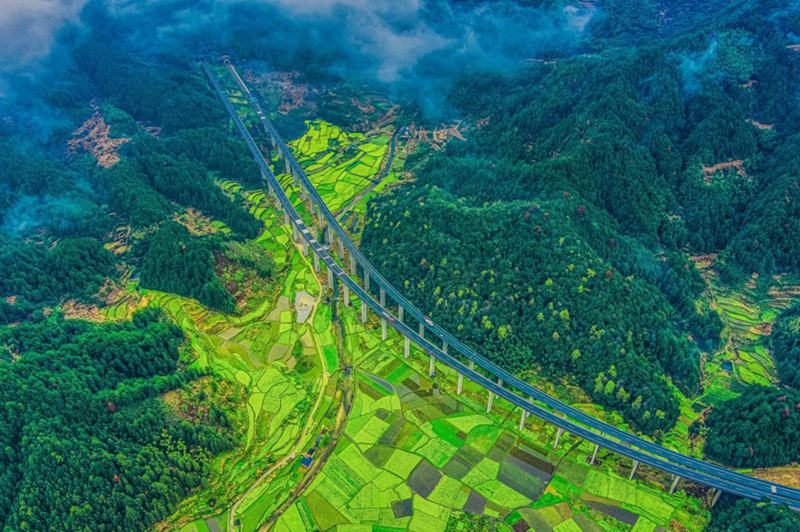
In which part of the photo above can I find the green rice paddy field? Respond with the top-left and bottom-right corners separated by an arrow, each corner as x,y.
165,178 -> 352,532
284,118 -> 402,225
273,300 -> 709,531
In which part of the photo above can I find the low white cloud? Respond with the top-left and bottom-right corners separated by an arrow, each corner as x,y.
0,0 -> 88,69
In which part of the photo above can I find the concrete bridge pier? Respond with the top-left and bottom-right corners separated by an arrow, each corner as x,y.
590,444 -> 599,465
292,169 -> 299,188
283,211 -> 290,227
317,208 -> 324,228
487,378 -> 502,413
629,460 -> 640,480
669,475 -> 680,495
313,252 -> 320,273
361,300 -> 367,323
331,277 -> 339,322
442,340 -> 448,354
457,373 -> 463,395
398,306 -> 404,323
338,238 -> 345,257
350,256 -> 357,276
301,185 -> 307,201
380,287 -> 386,306
404,337 -> 410,358
284,158 -> 290,174
292,225 -> 299,242
711,489 -> 722,507
429,354 -> 436,377
343,285 -> 350,306
418,323 -> 425,340
519,410 -> 529,431
381,318 -> 387,340
553,427 -> 564,450
364,271 -> 370,292
309,198 -> 315,217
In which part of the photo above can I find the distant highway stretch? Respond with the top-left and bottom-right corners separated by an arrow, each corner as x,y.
203,60 -> 800,508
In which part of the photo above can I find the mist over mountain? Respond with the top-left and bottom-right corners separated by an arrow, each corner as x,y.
1,0 -> 597,136
2,1 -> 800,531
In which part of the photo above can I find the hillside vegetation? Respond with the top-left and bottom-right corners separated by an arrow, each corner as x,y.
362,0 -> 800,437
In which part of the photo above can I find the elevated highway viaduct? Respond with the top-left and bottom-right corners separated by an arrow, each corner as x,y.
203,59 -> 800,509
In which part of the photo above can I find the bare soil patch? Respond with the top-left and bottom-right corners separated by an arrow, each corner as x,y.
68,106 -> 131,168
701,160 -> 746,184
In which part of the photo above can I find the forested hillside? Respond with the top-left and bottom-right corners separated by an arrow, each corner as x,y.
0,36 -> 267,321
361,0 -> 800,434
0,309 -> 236,531
1,0 -> 799,528
362,185 -> 706,432
138,222 -> 236,313
772,304 -> 800,388
0,237 -> 115,323
709,496 -> 800,531
702,386 -> 800,468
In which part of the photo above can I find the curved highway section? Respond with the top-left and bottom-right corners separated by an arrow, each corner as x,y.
203,60 -> 800,508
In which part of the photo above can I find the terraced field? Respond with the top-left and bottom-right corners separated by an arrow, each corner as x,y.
657,259 -> 800,457
699,268 -> 800,397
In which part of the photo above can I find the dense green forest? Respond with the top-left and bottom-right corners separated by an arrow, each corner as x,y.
701,386 -> 800,468
0,309 -> 235,531
138,222 -> 236,313
362,185 -> 701,432
0,237 -> 115,324
772,304 -> 800,388
361,0 -> 800,434
709,496 -> 800,531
